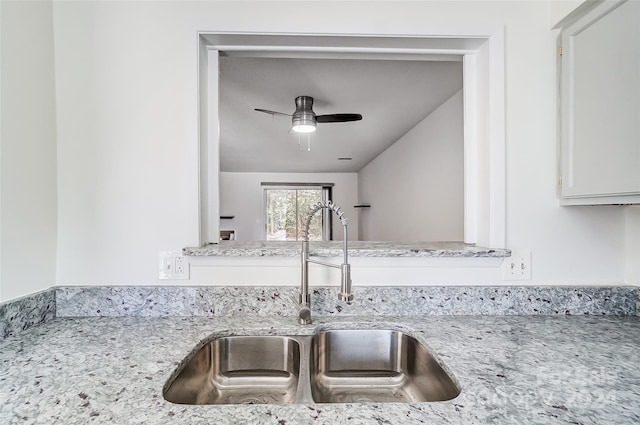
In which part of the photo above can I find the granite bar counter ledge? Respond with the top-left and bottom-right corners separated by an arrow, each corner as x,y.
1,285 -> 639,424
183,240 -> 511,258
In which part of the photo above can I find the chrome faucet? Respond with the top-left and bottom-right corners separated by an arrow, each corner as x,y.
299,201 -> 353,325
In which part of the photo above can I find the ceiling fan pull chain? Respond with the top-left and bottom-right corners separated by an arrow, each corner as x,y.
307,135 -> 311,152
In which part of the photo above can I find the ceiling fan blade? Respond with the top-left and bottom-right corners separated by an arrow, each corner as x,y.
316,113 -> 363,123
254,108 -> 292,117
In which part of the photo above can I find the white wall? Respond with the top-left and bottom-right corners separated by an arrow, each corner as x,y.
45,1 -> 628,289
0,0 -> 58,301
220,172 -> 358,241
358,90 -> 463,241
626,206 -> 640,285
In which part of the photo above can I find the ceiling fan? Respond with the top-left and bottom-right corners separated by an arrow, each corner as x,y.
255,96 -> 363,134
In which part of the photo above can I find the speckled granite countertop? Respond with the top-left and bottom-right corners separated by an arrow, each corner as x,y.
183,241 -> 510,258
1,315 -> 638,424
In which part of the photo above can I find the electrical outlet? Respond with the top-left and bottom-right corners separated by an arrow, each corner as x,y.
159,251 -> 189,280
503,251 -> 531,280
175,256 -> 185,274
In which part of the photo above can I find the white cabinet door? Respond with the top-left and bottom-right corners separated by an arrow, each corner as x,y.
559,0 -> 640,205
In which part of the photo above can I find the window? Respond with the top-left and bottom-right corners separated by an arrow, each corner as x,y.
263,185 -> 331,241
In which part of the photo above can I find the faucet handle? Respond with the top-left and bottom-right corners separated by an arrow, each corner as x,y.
298,306 -> 312,325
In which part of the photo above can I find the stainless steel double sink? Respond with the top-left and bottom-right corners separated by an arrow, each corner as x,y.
163,329 -> 460,405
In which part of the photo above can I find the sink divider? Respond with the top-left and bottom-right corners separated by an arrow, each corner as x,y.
292,335 -> 315,404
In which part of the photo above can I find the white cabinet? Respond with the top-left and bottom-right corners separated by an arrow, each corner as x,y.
559,0 -> 640,205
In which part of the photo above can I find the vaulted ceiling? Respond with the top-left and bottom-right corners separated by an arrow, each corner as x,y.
219,56 -> 463,173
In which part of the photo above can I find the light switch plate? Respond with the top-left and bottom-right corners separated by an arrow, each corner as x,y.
503,250 -> 531,280
159,251 -> 189,280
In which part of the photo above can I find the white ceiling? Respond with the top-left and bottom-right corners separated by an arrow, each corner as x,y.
219,56 -> 463,173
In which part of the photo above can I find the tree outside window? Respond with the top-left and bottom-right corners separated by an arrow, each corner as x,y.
264,187 -> 329,241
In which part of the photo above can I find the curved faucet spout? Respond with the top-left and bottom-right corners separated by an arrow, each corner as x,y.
303,200 -> 349,266
302,200 -> 347,240
299,201 -> 353,325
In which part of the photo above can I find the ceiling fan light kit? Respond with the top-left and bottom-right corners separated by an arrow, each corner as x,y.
291,95 -> 317,133
255,95 -> 362,135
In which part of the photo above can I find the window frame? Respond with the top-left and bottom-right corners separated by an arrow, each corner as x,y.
197,31 -> 506,248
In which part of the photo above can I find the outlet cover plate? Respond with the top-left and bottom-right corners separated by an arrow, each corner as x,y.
159,251 -> 189,280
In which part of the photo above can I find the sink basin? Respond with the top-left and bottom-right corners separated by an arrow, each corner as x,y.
309,329 -> 460,403
164,328 -> 459,405
163,336 -> 300,404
